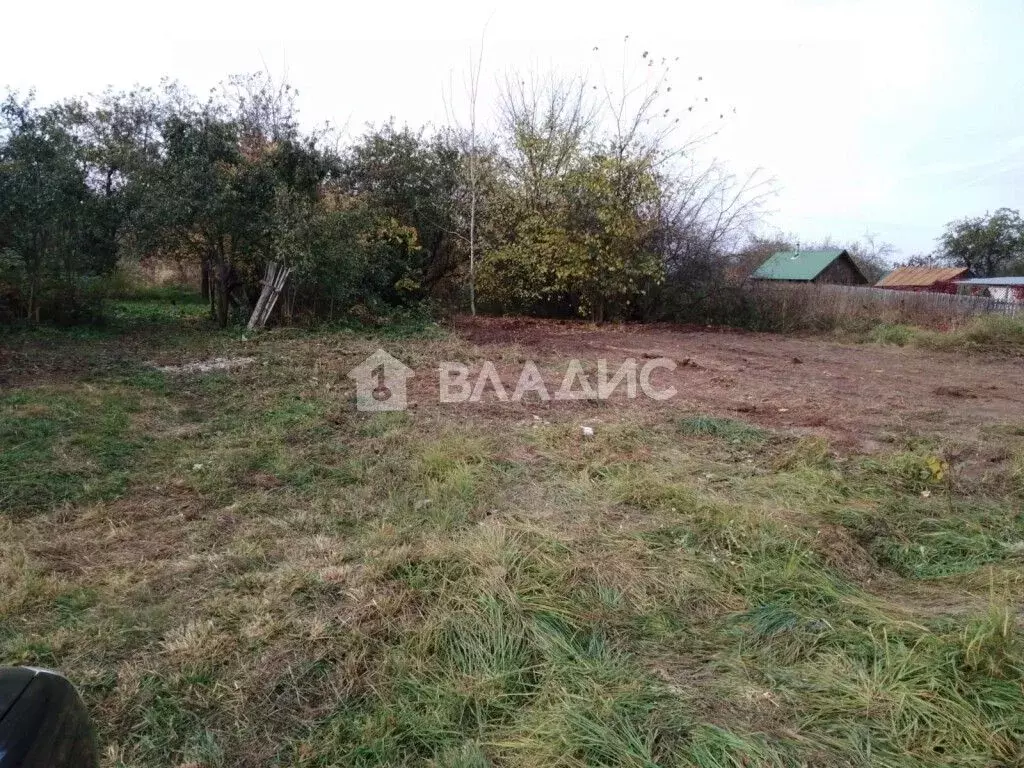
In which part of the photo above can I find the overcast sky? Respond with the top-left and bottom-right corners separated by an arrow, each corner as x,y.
5,0 -> 1022,259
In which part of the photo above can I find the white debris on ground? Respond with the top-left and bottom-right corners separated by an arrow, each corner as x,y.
581,425 -> 595,438
154,357 -> 256,374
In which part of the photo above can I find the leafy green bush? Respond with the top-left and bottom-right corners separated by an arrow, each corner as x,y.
0,97 -> 121,324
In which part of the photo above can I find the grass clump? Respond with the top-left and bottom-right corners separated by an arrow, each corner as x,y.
761,622 -> 1024,766
677,414 -> 768,444
832,496 -> 1024,578
292,532 -> 701,767
855,314 -> 1024,353
870,323 -> 916,345
895,314 -> 1024,353
954,313 -> 1024,348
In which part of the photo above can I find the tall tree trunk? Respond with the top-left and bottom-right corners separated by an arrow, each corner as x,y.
214,238 -> 230,328
469,181 -> 476,316
215,262 -> 230,328
200,257 -> 211,301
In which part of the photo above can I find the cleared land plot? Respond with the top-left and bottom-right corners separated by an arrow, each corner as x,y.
2,307 -> 1023,767
454,316 -> 1024,452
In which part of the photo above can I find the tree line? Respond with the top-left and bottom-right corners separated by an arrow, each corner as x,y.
3,54 -> 1020,328
1,48 -> 776,327
0,75 -> 460,325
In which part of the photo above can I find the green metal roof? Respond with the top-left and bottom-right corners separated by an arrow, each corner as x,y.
752,250 -> 847,281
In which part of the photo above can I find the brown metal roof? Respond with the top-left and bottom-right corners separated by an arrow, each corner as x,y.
875,266 -> 968,288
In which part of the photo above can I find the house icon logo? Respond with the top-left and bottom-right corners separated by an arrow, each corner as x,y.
348,349 -> 415,411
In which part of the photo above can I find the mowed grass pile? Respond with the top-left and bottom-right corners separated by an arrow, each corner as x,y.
2,302 -> 1024,767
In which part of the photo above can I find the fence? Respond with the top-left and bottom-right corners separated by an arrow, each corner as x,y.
744,281 -> 1021,331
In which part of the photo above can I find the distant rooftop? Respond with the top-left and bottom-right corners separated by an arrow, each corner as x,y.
751,249 -> 848,281
876,266 -> 968,287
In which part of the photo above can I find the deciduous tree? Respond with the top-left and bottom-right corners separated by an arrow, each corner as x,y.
936,208 -> 1024,277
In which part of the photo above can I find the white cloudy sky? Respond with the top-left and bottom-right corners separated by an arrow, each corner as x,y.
4,0 -> 1022,258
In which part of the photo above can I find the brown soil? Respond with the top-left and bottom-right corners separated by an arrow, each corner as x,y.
451,316 -> 1024,452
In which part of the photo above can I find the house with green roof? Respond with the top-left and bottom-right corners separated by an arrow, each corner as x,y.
751,249 -> 868,285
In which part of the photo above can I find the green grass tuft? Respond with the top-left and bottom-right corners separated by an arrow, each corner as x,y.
677,414 -> 768,444
870,323 -> 916,345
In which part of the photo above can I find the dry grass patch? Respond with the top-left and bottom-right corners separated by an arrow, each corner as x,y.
2,308 -> 1024,766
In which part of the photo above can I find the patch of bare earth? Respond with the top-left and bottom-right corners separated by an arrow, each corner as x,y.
452,316 -> 1024,452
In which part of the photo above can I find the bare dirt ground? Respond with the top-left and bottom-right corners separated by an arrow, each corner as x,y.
3,315 -> 1020,456
453,317 -> 1024,452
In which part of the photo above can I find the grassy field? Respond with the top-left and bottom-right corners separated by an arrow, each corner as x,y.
2,296 -> 1023,767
